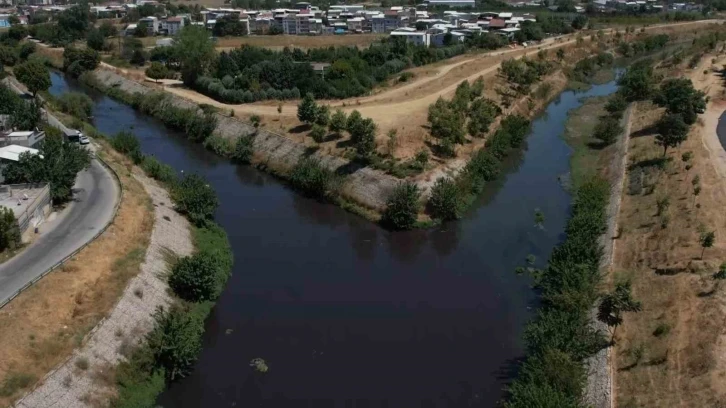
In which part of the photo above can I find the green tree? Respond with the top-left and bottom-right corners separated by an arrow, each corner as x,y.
556,48 -> 565,61
428,97 -> 465,144
63,46 -> 100,78
145,61 -> 169,83
8,25 -> 27,41
3,128 -> 91,203
655,113 -> 689,156
594,116 -> 622,145
172,174 -> 218,226
17,42 -> 36,61
310,124 -> 326,143
134,22 -> 149,38
14,59 -> 50,97
86,28 -> 105,51
653,78 -> 706,125
467,98 -> 501,137
618,61 -> 656,101
353,118 -> 376,158
328,108 -> 347,134
57,92 -> 94,122
111,131 -> 143,164
172,25 -> 216,86
146,306 -> 203,382
169,252 -> 222,302
428,177 -> 463,220
597,281 -> 642,342
605,93 -> 627,116
232,134 -> 254,164
700,230 -> 715,259
315,104 -> 330,127
297,92 -> 318,124
381,182 -> 420,230
99,20 -> 118,38
0,206 -> 21,252
346,110 -> 362,134
8,98 -> 42,130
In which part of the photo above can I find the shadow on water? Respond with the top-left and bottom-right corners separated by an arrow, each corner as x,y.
49,70 -> 619,408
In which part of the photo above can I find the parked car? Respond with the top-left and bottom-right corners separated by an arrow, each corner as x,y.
79,134 -> 90,145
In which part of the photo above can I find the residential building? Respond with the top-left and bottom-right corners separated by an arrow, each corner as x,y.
346,16 -> 363,32
423,0 -> 476,7
139,16 -> 158,34
390,28 -> 429,47
282,12 -> 322,34
164,16 -> 184,36
0,145 -> 40,183
0,130 -> 45,149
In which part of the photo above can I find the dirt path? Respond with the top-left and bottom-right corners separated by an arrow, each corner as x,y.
155,19 -> 718,127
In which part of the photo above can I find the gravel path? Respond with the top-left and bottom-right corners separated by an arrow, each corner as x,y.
14,172 -> 193,408
583,104 -> 633,408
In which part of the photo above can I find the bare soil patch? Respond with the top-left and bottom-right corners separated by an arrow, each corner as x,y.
0,145 -> 153,407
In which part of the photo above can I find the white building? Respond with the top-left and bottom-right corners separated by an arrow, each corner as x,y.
390,28 -> 429,47
423,0 -> 476,7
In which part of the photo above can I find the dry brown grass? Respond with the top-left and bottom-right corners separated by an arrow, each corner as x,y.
0,143 -> 153,407
142,33 -> 386,50
613,52 -> 726,408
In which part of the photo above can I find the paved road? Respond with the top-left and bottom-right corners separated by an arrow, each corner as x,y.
0,158 -> 119,306
0,77 -> 120,307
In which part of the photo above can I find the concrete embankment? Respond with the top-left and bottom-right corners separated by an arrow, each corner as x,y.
89,69 -> 401,212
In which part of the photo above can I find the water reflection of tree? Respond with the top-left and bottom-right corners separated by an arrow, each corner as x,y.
386,228 -> 428,263
235,164 -> 267,188
430,223 -> 460,258
291,192 -> 347,229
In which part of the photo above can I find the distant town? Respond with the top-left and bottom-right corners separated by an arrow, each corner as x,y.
0,0 -> 707,49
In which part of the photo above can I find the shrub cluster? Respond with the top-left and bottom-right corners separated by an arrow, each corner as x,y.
172,173 -> 219,226
426,114 -> 531,221
499,57 -> 552,94
505,177 -> 610,407
56,92 -> 93,122
427,77 -> 501,155
381,182 -> 421,230
288,157 -> 340,200
111,131 -> 143,164
569,52 -> 614,82
130,92 -> 218,143
196,76 -> 301,104
0,206 -> 21,252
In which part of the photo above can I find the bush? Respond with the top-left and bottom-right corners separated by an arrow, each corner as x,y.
56,92 -> 93,122
111,131 -> 143,164
504,177 -> 610,408
605,93 -> 628,117
289,157 -> 339,199
310,124 -> 326,143
428,177 -> 463,221
593,117 -> 622,145
0,206 -> 21,251
381,182 -> 421,230
231,134 -> 254,164
141,156 -> 176,184
172,174 -> 218,226
169,252 -> 223,302
203,135 -> 234,157
145,306 -> 204,382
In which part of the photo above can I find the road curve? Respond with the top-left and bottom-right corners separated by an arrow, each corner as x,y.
0,157 -> 120,307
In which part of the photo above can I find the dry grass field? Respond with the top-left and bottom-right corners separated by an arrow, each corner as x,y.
613,52 -> 726,408
0,143 -> 153,407
139,33 -> 386,50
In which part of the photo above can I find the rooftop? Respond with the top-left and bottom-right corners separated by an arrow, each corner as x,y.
0,145 -> 40,162
0,184 -> 48,218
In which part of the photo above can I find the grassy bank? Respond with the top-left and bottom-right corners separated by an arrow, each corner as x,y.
46,106 -> 234,408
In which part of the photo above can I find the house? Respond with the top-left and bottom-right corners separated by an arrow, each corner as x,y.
423,0 -> 476,7
390,28 -> 429,47
282,12 -> 321,34
0,145 -> 40,184
488,18 -> 506,29
0,130 -> 45,149
165,16 -> 184,36
138,16 -> 159,34
371,15 -> 386,33
346,16 -> 364,32
124,23 -> 137,36
497,26 -> 521,39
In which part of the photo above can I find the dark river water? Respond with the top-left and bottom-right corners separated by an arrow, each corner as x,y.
50,72 -> 618,408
